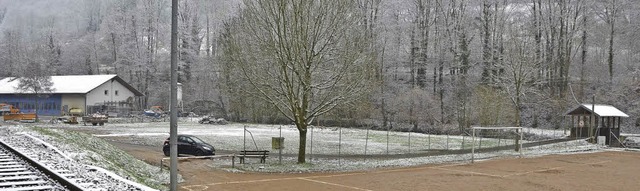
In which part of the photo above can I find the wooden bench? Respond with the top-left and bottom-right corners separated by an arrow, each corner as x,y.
238,150 -> 269,164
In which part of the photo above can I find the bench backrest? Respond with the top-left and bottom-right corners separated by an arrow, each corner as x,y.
240,150 -> 269,155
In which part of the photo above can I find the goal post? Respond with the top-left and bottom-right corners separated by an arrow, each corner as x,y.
471,126 -> 523,163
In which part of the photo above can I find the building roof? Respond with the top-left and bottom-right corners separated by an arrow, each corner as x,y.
565,104 -> 629,118
0,75 -> 143,96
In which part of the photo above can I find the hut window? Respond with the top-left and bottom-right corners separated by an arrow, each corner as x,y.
115,90 -> 119,96
104,90 -> 108,95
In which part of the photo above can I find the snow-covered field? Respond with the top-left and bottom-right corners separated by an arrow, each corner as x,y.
33,119 -> 606,173
42,119 -> 571,155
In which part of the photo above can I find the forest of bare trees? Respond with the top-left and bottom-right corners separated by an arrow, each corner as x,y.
1,0 -> 639,133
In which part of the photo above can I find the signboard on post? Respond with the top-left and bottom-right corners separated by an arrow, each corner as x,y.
272,137 -> 285,149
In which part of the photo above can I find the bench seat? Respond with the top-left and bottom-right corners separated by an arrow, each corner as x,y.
238,150 -> 269,164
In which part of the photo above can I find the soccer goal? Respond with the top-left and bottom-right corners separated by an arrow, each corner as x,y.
471,126 -> 523,163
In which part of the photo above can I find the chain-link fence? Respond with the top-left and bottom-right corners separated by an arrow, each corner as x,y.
235,124 -> 596,164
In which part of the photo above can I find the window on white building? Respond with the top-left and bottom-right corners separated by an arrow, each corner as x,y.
115,90 -> 119,96
104,90 -> 108,95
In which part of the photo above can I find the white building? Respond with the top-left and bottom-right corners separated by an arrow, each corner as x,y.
0,75 -> 143,116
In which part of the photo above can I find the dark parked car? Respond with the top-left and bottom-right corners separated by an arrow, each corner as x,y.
163,135 -> 215,156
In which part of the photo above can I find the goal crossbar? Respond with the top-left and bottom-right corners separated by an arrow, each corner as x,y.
472,126 -> 522,130
471,127 -> 523,163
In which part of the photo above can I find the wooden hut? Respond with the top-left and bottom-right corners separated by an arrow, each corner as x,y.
565,104 -> 629,145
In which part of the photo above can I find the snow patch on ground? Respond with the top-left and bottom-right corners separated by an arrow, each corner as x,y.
209,139 -> 600,173
21,120 -> 617,175
0,124 -> 172,190
38,120 -> 605,173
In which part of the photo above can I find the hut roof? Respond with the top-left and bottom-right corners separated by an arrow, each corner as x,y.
565,104 -> 629,118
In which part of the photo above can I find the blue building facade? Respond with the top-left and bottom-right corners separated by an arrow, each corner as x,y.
0,94 -> 62,116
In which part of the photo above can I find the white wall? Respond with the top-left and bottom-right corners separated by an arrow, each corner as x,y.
61,94 -> 85,113
86,79 -> 136,106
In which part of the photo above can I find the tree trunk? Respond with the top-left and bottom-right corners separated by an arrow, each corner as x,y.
296,123 -> 308,163
34,95 -> 39,122
608,11 -> 615,82
514,90 -> 521,152
409,21 -> 417,88
111,32 -> 117,74
579,13 -> 587,101
481,1 -> 492,83
205,4 -> 211,57
439,62 -> 444,123
514,129 -> 520,152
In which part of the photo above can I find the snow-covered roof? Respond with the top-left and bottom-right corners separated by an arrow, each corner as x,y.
565,104 -> 629,118
0,75 -> 143,96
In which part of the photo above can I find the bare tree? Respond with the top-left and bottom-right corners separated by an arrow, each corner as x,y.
220,0 -> 377,163
593,0 -> 618,82
178,0 -> 203,84
0,30 -> 25,77
495,17 -> 544,150
481,0 -> 507,84
496,24 -> 540,128
15,62 -> 54,122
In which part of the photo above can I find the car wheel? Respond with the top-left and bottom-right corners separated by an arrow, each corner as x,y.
92,123 -> 97,126
163,149 -> 170,157
195,150 -> 205,156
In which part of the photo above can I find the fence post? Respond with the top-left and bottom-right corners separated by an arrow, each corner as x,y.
279,126 -> 282,164
472,128 -> 475,163
408,131 -> 411,154
232,154 -> 235,168
365,128 -> 369,162
446,134 -> 449,150
386,125 -> 390,155
519,128 -> 523,157
428,133 -> 431,150
339,126 -> 342,166
609,128 -> 612,147
461,135 -> 465,150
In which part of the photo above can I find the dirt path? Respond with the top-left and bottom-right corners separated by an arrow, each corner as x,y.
107,141 -> 165,166
177,151 -> 640,191
109,139 -> 640,191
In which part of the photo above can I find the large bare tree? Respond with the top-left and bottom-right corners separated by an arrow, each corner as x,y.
220,0 -> 377,163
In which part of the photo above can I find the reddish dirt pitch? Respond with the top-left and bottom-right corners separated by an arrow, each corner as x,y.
175,151 -> 640,191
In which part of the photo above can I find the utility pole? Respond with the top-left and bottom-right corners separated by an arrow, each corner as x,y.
169,0 -> 178,190
590,95 -> 595,143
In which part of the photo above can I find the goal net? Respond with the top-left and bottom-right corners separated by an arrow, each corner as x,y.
471,126 -> 523,163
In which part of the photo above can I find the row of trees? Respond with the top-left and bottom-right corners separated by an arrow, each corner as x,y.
217,0 -> 640,162
0,0 -> 237,112
368,0 -> 640,132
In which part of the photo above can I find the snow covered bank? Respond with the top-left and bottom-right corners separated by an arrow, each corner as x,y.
0,124 -> 172,190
